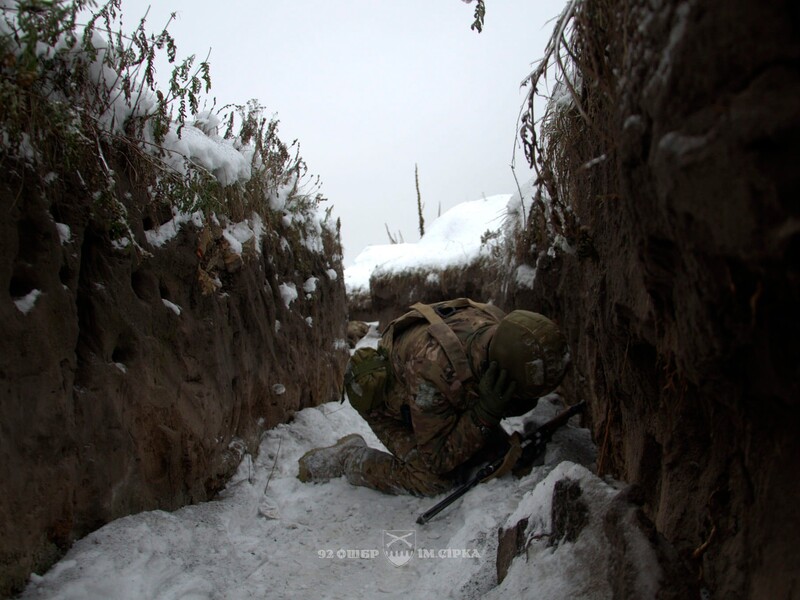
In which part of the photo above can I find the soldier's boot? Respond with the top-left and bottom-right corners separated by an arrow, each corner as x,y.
297,434 -> 368,483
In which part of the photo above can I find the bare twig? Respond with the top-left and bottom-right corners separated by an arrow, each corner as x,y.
509,161 -> 528,231
596,403 -> 613,476
415,163 -> 425,237
263,434 -> 283,495
692,525 -> 717,560
553,33 -> 590,125
518,0 -> 584,170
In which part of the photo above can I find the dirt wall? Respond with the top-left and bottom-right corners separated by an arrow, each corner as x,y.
505,0 -> 800,597
0,163 -> 349,596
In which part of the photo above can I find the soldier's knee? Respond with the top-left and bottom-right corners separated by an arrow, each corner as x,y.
404,465 -> 454,497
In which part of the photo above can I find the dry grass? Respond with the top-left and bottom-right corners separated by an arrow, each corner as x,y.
505,0 -> 624,272
1,1 -> 332,256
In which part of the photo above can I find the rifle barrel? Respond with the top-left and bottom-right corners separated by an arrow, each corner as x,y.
516,400 -> 587,468
415,481 -> 474,525
416,401 -> 587,525
416,461 -> 498,524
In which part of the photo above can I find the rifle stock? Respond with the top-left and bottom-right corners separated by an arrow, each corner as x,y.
416,400 -> 587,525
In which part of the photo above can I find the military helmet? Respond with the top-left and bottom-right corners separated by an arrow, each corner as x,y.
487,310 -> 570,415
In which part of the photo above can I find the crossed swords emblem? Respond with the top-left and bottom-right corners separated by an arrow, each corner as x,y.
384,531 -> 414,549
383,529 -> 415,566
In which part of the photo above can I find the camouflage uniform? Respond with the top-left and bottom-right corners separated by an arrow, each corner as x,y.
339,301 -> 506,496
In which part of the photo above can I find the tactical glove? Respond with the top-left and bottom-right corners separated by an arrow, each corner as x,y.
472,361 -> 517,427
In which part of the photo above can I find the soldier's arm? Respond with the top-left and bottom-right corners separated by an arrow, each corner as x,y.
363,409 -> 418,463
408,378 -> 489,475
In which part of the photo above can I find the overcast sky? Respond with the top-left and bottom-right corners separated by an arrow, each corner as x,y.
116,0 -> 565,266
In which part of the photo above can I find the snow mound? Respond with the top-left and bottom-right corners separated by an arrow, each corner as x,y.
345,195 -> 512,295
159,124 -> 252,187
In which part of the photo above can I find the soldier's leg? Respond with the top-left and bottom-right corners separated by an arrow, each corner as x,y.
297,434 -> 368,483
342,446 -> 453,497
297,435 -> 453,496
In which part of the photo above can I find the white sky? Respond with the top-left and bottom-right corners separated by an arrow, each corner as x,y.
116,0 -> 565,266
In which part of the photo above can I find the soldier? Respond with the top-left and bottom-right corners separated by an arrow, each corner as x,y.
297,298 -> 570,496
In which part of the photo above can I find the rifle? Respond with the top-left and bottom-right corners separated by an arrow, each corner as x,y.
416,400 -> 587,525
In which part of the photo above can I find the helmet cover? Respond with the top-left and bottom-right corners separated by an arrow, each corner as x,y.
487,310 -> 570,415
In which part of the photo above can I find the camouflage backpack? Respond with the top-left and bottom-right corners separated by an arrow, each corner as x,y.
344,299 -> 504,414
343,345 -> 392,414
381,298 -> 506,384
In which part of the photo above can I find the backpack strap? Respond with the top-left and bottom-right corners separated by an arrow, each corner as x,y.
410,302 -> 473,383
466,298 -> 506,321
381,298 -> 506,384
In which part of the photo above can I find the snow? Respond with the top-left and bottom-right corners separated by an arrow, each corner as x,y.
487,463 -> 619,600
160,124 -> 251,187
303,277 -> 319,294
192,111 -> 221,137
161,299 -> 182,316
269,173 -> 298,212
278,283 -> 298,308
505,178 -> 537,232
657,130 -> 708,158
345,195 -> 511,295
144,210 -> 204,248
223,229 -> 244,255
515,264 -> 537,289
13,289 -> 41,314
55,223 -> 71,245
297,209 -> 327,254
63,26 -> 253,189
20,393 -> 610,599
111,237 -> 131,250
144,212 -> 264,257
250,214 -> 265,255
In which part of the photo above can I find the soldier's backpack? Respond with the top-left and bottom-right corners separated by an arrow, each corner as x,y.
344,298 -> 506,415
381,298 -> 506,385
343,345 -> 392,414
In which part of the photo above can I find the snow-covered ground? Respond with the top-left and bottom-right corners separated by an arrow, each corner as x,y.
21,328 -> 621,600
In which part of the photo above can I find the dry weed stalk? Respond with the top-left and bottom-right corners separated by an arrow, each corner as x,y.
509,0 -> 624,272
518,0 -> 585,177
